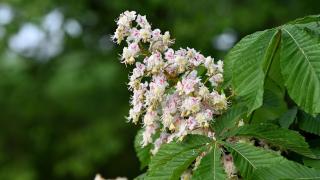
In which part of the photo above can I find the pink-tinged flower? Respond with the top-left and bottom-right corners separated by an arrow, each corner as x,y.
128,42 -> 140,55
176,48 -> 187,56
190,52 -> 205,67
113,11 -> 228,151
163,93 -> 180,114
181,96 -> 201,116
123,11 -> 137,21
131,88 -> 144,105
127,28 -> 140,42
136,14 -> 151,29
144,52 -> 164,73
186,116 -> 198,130
176,70 -> 200,95
223,154 -> 237,178
210,91 -> 227,111
175,120 -> 188,140
152,132 -> 169,154
164,48 -> 175,61
143,110 -> 158,126
152,29 -> 162,40
117,11 -> 136,27
209,73 -> 223,87
132,62 -> 146,79
142,124 -> 158,146
145,74 -> 168,106
139,28 -> 151,43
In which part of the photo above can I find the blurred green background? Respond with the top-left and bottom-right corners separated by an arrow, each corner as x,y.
0,0 -> 318,179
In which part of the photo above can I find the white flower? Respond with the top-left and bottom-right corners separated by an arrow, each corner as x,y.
209,73 -> 223,87
143,110 -> 158,125
152,29 -> 161,40
162,31 -> 173,47
162,111 -> 174,128
132,62 -> 146,79
94,174 -> 106,180
139,28 -> 151,43
204,56 -> 216,75
181,97 -> 201,116
223,154 -> 237,178
195,109 -> 213,127
186,116 -> 198,130
152,132 -> 169,154
136,14 -> 151,29
211,92 -> 227,110
198,85 -> 210,99
121,43 -> 140,64
164,48 -> 175,61
113,11 -> 229,153
145,73 -> 168,106
127,28 -> 140,43
142,124 -> 158,146
176,70 -> 200,95
128,108 -> 140,123
187,48 -> 204,67
216,60 -> 224,73
144,52 -> 164,73
174,55 -> 188,73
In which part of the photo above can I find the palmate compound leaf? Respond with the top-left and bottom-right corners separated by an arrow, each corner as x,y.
192,142 -> 226,180
280,24 -> 320,115
134,129 -> 152,169
145,135 -> 211,180
231,124 -> 317,159
225,142 -> 320,180
224,28 -> 280,115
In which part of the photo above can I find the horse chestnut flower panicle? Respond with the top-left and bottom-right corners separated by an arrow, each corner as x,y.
112,11 -> 228,153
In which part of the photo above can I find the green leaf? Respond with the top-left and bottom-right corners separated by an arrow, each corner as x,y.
279,107 -> 298,128
303,157 -> 320,169
251,160 -> 320,180
134,129 -> 152,169
280,25 -> 320,114
299,112 -> 320,136
213,103 -> 247,138
224,142 -> 284,179
134,173 -> 146,180
233,124 -> 317,158
227,29 -> 280,114
192,142 -> 226,180
146,135 -> 211,180
288,14 -> 320,36
223,30 -> 267,87
289,14 -> 320,25
250,77 -> 288,124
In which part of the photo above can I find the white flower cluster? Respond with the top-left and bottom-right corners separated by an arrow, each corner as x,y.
112,11 -> 228,154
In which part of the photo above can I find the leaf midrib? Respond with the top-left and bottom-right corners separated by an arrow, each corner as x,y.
229,144 -> 257,169
282,27 -> 320,85
213,143 -> 217,180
